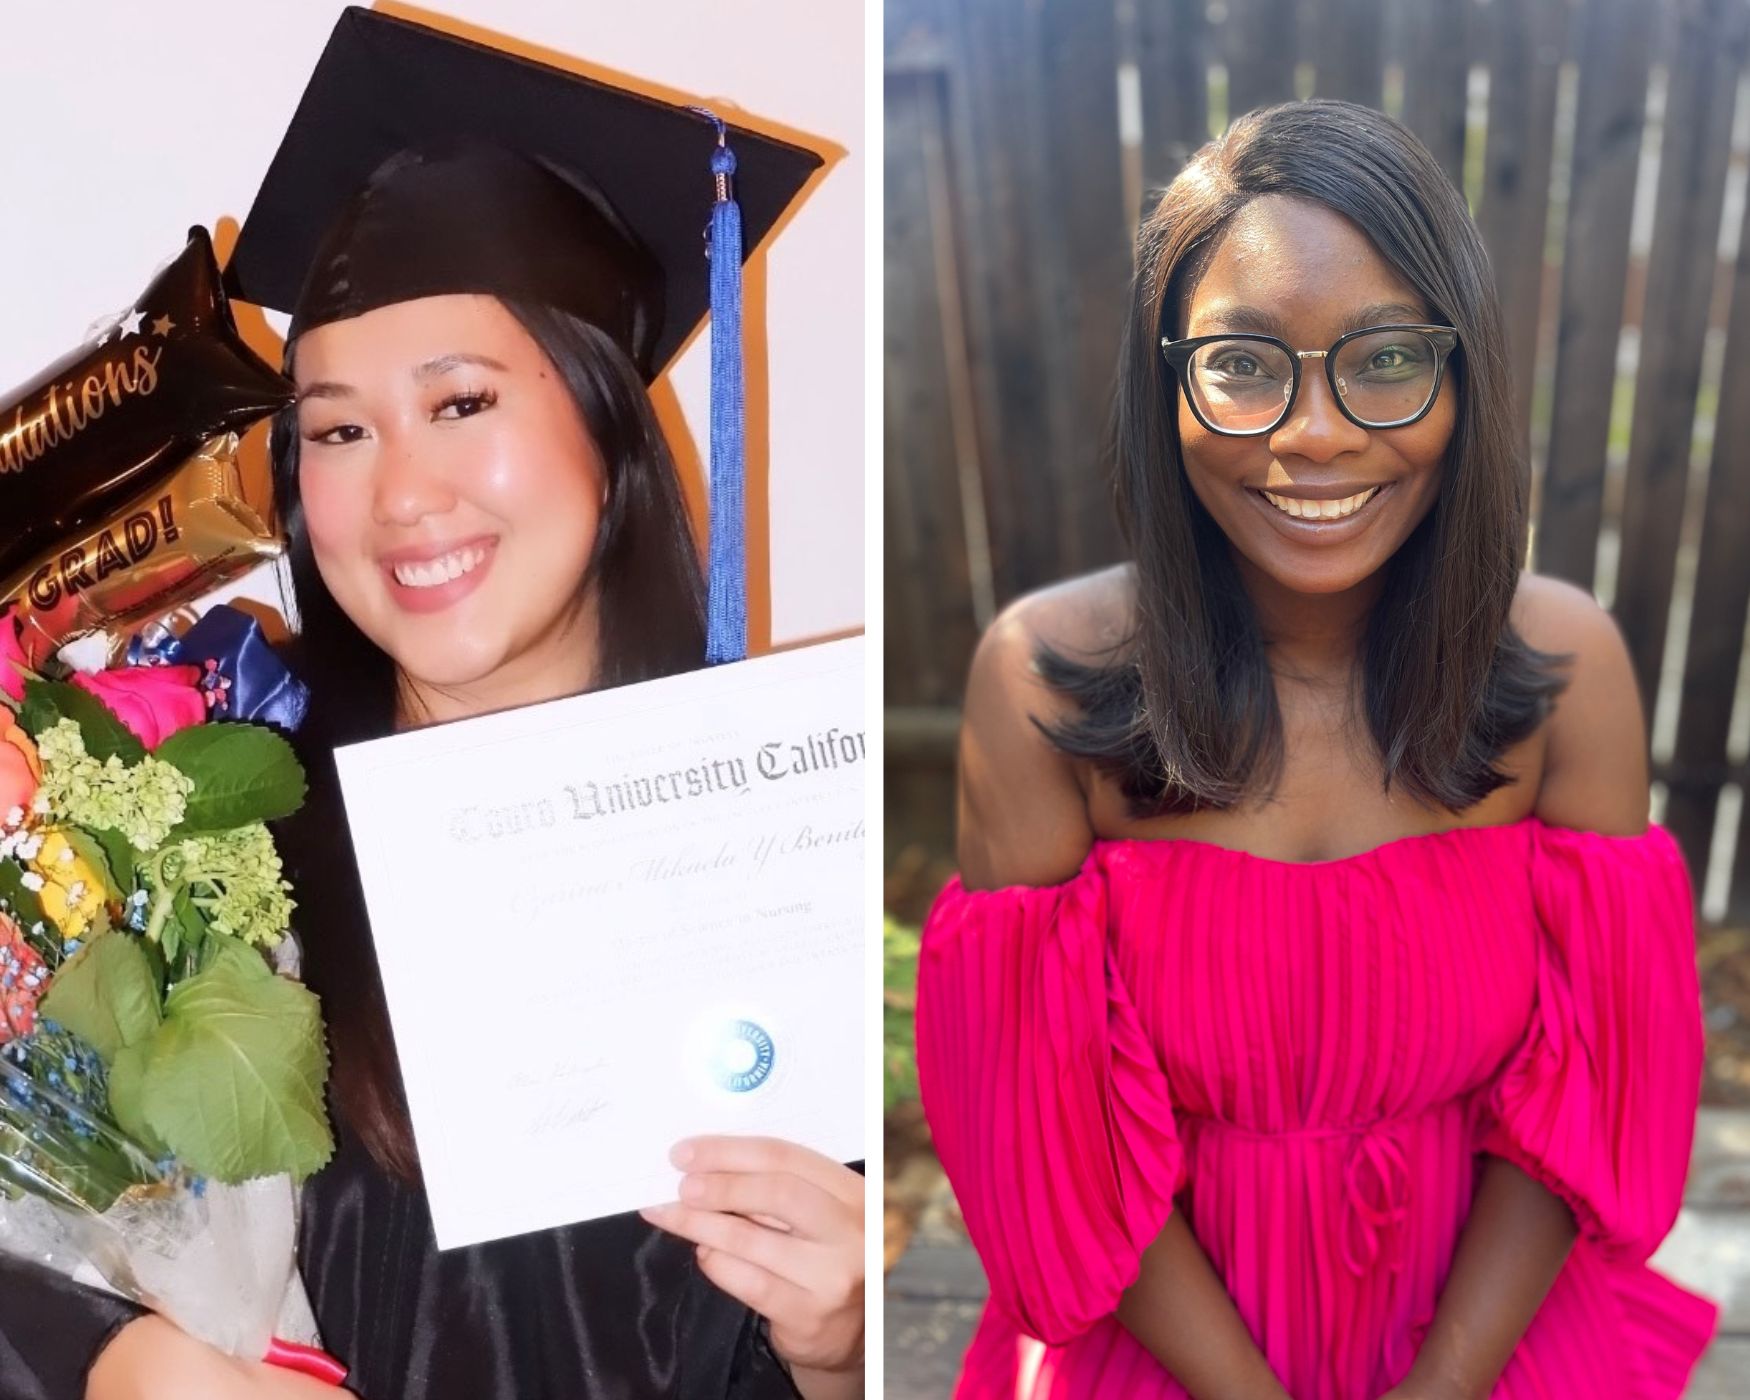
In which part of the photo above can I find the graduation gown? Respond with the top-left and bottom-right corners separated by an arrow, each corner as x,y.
0,1115 -> 803,1399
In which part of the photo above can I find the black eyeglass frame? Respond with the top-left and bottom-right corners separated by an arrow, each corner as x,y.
1158,323 -> 1461,437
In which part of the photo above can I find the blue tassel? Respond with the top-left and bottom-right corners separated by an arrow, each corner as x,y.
695,112 -> 747,666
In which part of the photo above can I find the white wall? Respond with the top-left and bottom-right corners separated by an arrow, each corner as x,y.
0,0 -> 862,649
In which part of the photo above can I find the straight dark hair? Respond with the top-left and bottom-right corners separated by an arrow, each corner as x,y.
1044,99 -> 1571,814
272,300 -> 706,1181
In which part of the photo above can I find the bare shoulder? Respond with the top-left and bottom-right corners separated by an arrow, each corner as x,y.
956,565 -> 1135,889
1509,571 -> 1650,835
983,563 -> 1137,659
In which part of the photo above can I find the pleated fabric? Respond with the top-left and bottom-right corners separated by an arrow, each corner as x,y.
914,815 -> 1720,1399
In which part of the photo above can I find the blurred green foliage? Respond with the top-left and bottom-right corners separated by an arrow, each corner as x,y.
884,916 -> 920,1112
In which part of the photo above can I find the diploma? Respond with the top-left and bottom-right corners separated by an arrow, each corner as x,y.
333,637 -> 865,1248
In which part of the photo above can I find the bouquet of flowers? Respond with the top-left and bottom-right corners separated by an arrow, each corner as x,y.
0,603 -> 341,1381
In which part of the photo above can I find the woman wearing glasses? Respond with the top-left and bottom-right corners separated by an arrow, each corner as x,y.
915,100 -> 1717,1399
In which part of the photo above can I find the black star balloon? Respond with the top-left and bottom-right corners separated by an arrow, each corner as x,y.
0,227 -> 293,584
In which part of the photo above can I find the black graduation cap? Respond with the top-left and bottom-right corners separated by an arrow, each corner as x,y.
223,5 -> 822,378
225,5 -> 825,664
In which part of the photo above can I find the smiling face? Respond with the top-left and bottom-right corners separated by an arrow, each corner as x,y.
293,293 -> 605,715
1174,194 -> 1457,597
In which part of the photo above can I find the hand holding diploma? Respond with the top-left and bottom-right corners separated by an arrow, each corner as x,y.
641,1135 -> 864,1398
334,638 -> 866,1248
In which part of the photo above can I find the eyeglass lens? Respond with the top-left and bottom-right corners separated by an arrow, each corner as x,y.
1185,329 -> 1441,432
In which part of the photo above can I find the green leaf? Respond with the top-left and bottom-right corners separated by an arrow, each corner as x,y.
155,725 -> 307,833
199,931 -> 271,982
15,690 -> 55,740
0,859 -> 46,933
88,827 -> 136,895
107,1041 -> 171,1158
137,934 -> 167,998
139,960 -> 332,1183
38,931 -> 162,1065
165,887 -> 208,972
18,680 -> 145,765
59,828 -> 121,902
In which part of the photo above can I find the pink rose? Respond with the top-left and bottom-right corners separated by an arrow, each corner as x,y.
72,665 -> 207,749
0,610 -> 25,704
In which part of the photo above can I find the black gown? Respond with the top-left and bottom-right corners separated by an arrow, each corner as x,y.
1,720 -> 834,1399
0,1114 -> 805,1399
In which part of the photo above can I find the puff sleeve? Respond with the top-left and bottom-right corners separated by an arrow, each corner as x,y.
1475,820 -> 1706,1263
913,853 -> 1184,1345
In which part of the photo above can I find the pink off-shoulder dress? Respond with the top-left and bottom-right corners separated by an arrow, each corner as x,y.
915,815 -> 1720,1398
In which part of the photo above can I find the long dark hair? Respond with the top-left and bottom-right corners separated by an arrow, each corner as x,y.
273,300 -> 705,1180
1045,99 -> 1571,814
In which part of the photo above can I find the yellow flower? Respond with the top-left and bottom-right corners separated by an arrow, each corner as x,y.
29,829 -> 107,944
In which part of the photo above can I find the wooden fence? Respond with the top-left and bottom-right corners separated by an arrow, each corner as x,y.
885,0 -> 1750,921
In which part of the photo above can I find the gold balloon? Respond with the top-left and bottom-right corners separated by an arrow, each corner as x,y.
1,432 -> 279,662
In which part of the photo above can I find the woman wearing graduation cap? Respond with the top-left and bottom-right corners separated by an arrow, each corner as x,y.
0,10 -> 864,1400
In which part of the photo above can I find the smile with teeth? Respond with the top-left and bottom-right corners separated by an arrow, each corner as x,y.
391,544 -> 490,589
1259,485 -> 1383,521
